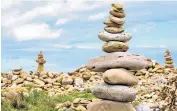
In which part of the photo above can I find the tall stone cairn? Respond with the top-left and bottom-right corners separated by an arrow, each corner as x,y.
164,49 -> 174,69
36,51 -> 46,72
87,4 -> 148,111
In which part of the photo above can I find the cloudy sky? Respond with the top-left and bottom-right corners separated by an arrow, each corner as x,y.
1,0 -> 177,72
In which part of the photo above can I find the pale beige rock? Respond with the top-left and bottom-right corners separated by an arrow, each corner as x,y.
110,16 -> 124,25
104,26 -> 124,34
110,10 -> 125,18
62,75 -> 73,85
33,79 -> 45,85
102,41 -> 129,53
87,100 -> 136,111
104,20 -> 122,27
103,68 -> 138,86
12,75 -> 18,81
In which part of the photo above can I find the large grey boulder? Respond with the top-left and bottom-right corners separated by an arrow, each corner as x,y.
87,52 -> 148,72
103,68 -> 138,86
98,31 -> 132,42
87,100 -> 136,111
92,83 -> 136,102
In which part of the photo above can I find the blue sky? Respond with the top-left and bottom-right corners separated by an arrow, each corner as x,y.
1,1 -> 177,72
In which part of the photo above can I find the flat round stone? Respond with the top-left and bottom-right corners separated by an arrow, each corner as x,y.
98,31 -> 132,42
102,41 -> 129,53
110,10 -> 125,18
87,100 -> 136,111
104,27 -> 124,34
87,52 -> 148,72
92,83 -> 136,102
104,20 -> 122,28
110,16 -> 124,25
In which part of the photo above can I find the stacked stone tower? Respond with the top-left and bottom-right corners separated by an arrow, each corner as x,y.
36,51 -> 46,72
87,4 -> 148,111
164,49 -> 174,69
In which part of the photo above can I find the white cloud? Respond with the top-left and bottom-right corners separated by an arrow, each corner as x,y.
11,23 -> 62,41
88,12 -> 107,21
75,45 -> 100,49
134,45 -> 168,49
51,44 -> 73,49
56,18 -> 70,25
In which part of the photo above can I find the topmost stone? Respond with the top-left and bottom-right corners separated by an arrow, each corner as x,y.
87,52 -> 148,72
112,4 -> 124,10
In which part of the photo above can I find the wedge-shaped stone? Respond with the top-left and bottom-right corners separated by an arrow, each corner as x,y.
87,100 -> 136,111
98,31 -> 132,42
103,68 -> 138,85
87,52 -> 147,72
102,41 -> 129,53
92,84 -> 136,102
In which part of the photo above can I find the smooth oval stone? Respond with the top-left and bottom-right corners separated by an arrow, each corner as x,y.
104,20 -> 122,28
112,4 -> 124,10
110,10 -> 125,18
103,69 -> 138,86
104,27 -> 124,34
92,84 -> 136,102
87,52 -> 148,72
87,100 -> 136,111
98,31 -> 132,42
165,61 -> 173,64
102,41 -> 129,53
165,64 -> 174,68
110,16 -> 124,25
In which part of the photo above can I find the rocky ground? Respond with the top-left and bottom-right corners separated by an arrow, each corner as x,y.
1,60 -> 177,111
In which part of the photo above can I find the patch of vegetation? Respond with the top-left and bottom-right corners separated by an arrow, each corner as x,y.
1,90 -> 95,111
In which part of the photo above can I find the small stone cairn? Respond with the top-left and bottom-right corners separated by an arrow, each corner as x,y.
164,49 -> 174,70
36,51 -> 46,72
87,4 -> 148,111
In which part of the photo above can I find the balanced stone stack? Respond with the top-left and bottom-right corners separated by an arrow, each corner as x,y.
36,51 -> 46,72
164,49 -> 174,69
87,4 -> 148,111
99,4 -> 131,53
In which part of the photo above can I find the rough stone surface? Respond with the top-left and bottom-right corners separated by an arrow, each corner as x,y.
92,83 -> 136,102
62,75 -> 73,85
110,16 -> 124,25
104,20 -> 122,27
103,68 -> 138,85
98,31 -> 132,42
110,10 -> 125,18
33,79 -> 45,85
104,26 -> 124,34
87,52 -> 148,72
102,41 -> 129,53
87,100 -> 136,111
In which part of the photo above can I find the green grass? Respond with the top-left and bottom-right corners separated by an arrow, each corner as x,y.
1,90 -> 95,111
